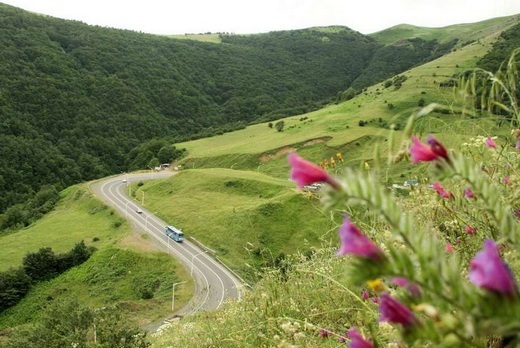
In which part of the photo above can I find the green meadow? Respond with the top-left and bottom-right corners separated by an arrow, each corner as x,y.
135,169 -> 337,281
176,30 -> 497,162
0,185 -> 193,329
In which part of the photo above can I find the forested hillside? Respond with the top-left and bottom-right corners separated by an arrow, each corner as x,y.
0,3 -> 511,228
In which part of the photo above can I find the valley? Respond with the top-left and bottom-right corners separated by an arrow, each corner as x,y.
0,4 -> 519,346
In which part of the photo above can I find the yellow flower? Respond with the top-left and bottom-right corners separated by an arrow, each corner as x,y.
367,278 -> 385,292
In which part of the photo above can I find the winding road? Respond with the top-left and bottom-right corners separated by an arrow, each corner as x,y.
90,172 -> 243,319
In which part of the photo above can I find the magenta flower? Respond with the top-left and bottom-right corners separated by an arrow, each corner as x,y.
391,277 -> 421,297
347,328 -> 374,348
361,289 -> 370,300
504,177 -> 511,185
469,239 -> 517,296
337,216 -> 384,261
464,187 -> 476,199
379,292 -> 417,327
427,135 -> 449,160
432,182 -> 453,199
465,225 -> 477,235
485,137 -> 497,148
409,135 -> 449,164
288,153 -> 339,189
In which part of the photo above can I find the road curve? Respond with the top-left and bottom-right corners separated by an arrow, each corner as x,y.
90,172 -> 243,318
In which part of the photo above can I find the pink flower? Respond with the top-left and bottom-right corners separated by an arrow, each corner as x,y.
445,243 -> 454,253
288,153 -> 339,189
515,210 -> 520,218
464,187 -> 476,199
432,182 -> 453,199
347,328 -> 375,348
391,277 -> 421,297
337,216 -> 384,261
361,289 -> 370,300
469,239 -> 517,296
485,137 -> 496,148
465,225 -> 477,235
504,177 -> 511,185
516,139 -> 520,150
409,135 -> 449,164
379,292 -> 417,327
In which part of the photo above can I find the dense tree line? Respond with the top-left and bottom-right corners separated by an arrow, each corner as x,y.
0,185 -> 60,232
0,241 -> 94,312
477,22 -> 520,72
351,38 -> 458,88
0,3 -> 493,218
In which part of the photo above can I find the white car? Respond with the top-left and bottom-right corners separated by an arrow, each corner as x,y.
136,208 -> 143,214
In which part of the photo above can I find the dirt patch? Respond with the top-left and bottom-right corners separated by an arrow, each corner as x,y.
259,146 -> 296,163
303,137 -> 330,146
259,137 -> 331,163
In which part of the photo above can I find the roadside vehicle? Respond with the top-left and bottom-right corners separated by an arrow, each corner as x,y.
165,225 -> 184,242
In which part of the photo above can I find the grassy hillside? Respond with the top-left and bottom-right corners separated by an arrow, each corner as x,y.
0,184 -> 192,331
175,26 -> 502,169
145,21 -> 520,348
120,18 -> 515,303
370,14 -> 519,45
0,186 -> 123,271
135,169 -> 338,281
146,14 -> 516,284
168,33 -> 222,43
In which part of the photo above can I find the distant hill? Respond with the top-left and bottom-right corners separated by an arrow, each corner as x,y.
369,15 -> 520,45
0,2 -> 518,228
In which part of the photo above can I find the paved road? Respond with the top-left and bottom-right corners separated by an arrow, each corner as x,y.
90,172 -> 243,319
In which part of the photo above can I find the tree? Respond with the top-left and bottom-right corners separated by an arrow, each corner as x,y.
0,267 -> 31,312
275,121 -> 285,132
22,247 -> 58,282
57,241 -> 93,273
157,145 -> 174,164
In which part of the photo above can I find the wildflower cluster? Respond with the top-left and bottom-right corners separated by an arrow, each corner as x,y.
288,128 -> 520,346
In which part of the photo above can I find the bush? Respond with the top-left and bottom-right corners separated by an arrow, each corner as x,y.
0,268 -> 31,312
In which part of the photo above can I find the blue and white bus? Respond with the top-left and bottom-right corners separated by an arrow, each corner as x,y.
165,225 -> 184,242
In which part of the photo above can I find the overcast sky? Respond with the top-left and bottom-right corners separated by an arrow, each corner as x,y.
2,0 -> 520,35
